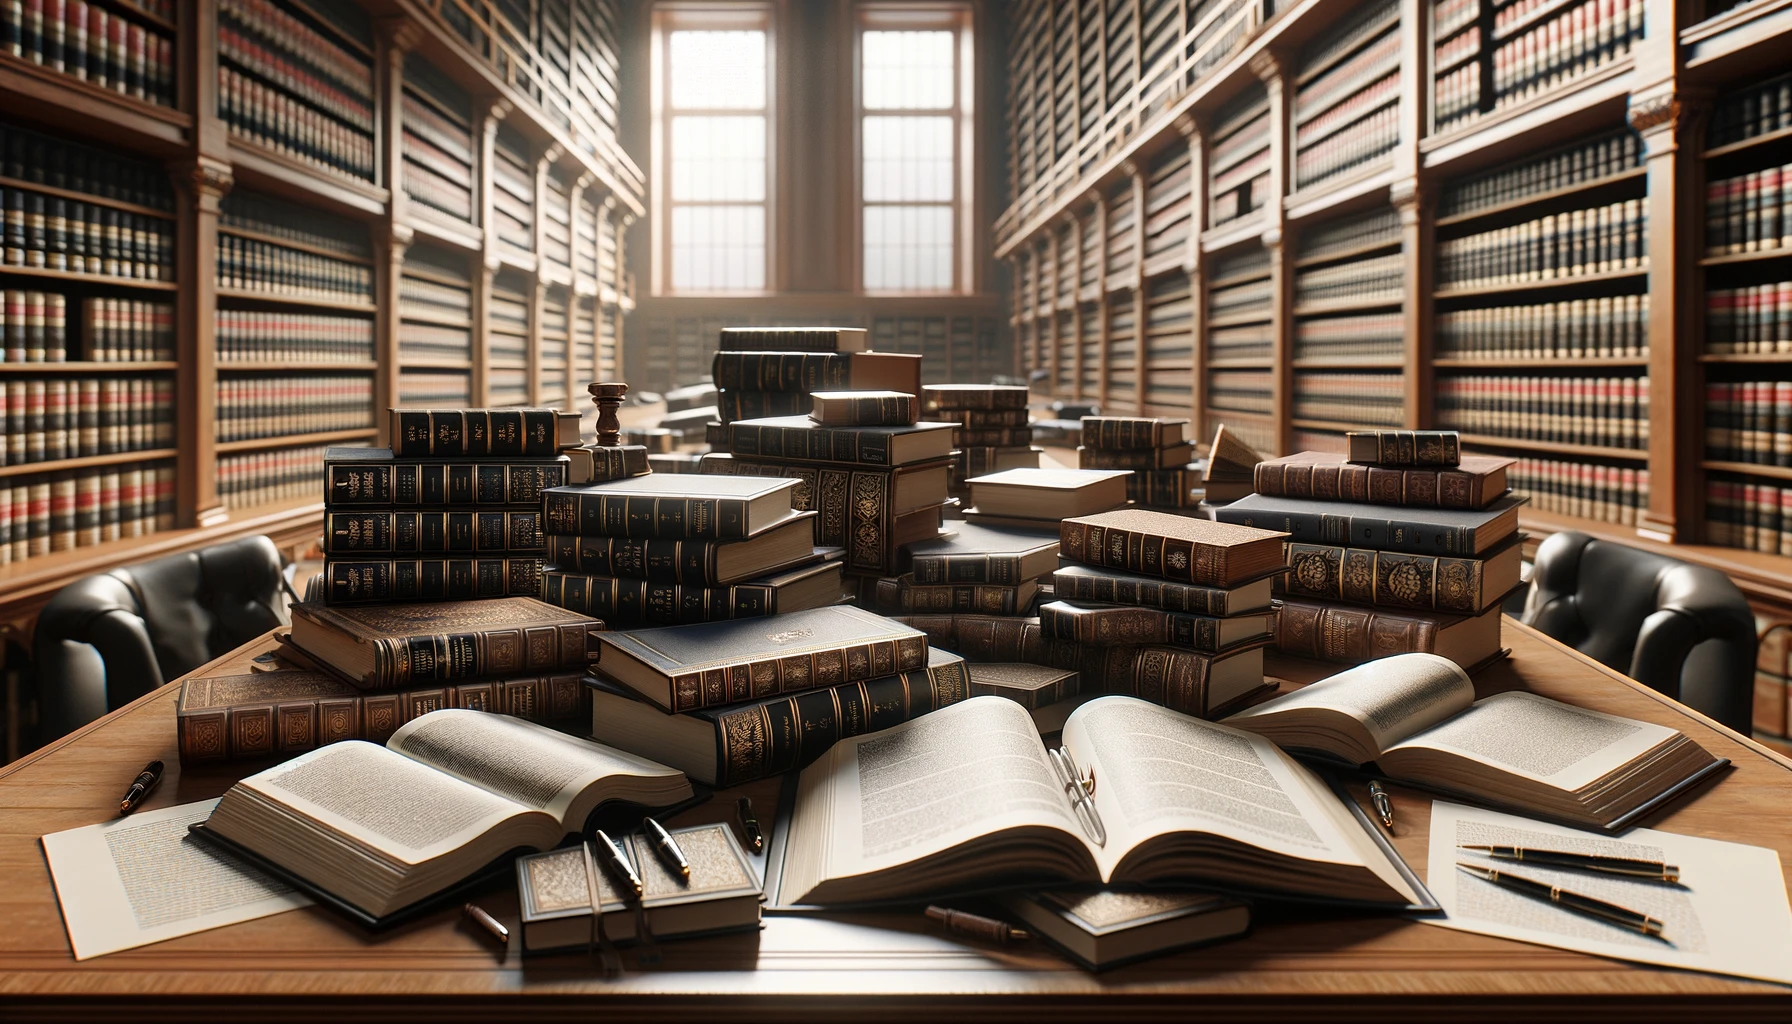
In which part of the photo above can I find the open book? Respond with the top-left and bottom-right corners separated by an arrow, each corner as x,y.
200,710 -> 692,918
1224,653 -> 1723,830
773,695 -> 1423,908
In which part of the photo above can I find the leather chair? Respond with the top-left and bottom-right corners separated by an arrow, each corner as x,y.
33,535 -> 288,740
1520,530 -> 1757,733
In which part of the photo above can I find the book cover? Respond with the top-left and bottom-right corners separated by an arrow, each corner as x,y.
1281,534 -> 1524,613
1050,564 -> 1278,616
1254,451 -> 1512,510
1076,643 -> 1269,718
867,575 -> 1038,616
1126,468 -> 1205,508
541,513 -> 817,586
1346,429 -> 1461,466
1217,493 -> 1526,556
324,446 -> 568,508
727,415 -> 956,468
1061,508 -> 1288,586
540,561 -> 840,626
716,389 -> 811,423
1081,416 -> 1191,449
810,390 -> 920,427
711,351 -> 922,394
324,510 -> 546,556
965,662 -> 1080,710
1206,424 -> 1264,480
291,596 -> 602,689
920,383 -> 1030,411
901,521 -> 1060,585
1038,601 -> 1273,653
1078,443 -> 1196,470
1272,598 -> 1503,665
390,408 -> 580,458
541,475 -> 797,541
718,326 -> 867,352
892,613 -> 1084,666
321,557 -> 544,604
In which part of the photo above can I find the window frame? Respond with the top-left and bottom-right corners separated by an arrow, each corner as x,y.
649,3 -> 778,296
853,3 -> 976,297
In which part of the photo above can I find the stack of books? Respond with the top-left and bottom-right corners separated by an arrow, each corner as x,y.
961,467 -> 1129,532
1220,430 -> 1525,669
1078,416 -> 1203,512
921,384 -> 1040,511
1201,424 -> 1264,504
319,408 -> 589,604
710,327 -> 918,424
865,520 -> 1060,617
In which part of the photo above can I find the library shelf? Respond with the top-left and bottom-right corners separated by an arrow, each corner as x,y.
1291,357 -> 1407,369
0,267 -> 176,291
497,250 -> 540,274
1208,358 -> 1277,369
214,289 -> 379,314
393,357 -> 475,370
1294,6 -> 1399,86
1207,408 -> 1277,424
216,362 -> 381,373
226,138 -> 389,219
407,211 -> 484,252
214,428 -> 379,454
1207,268 -> 1274,290
1702,121 -> 1792,161
0,362 -> 178,373
1433,267 -> 1649,301
1700,249 -> 1792,268
1699,353 -> 1792,363
1207,311 -> 1275,329
1434,356 -> 1651,368
1493,0 -> 1585,42
1420,60 -> 1634,174
1458,434 -> 1648,461
1202,216 -> 1270,255
0,57 -> 191,156
0,448 -> 178,481
217,226 -> 375,266
1681,0 -> 1792,76
1282,165 -> 1396,227
1291,418 -> 1400,433
1434,167 -> 1648,228
393,308 -> 476,329
95,0 -> 176,32
1704,460 -> 1792,482
1291,295 -> 1403,317
0,176 -> 176,220
1291,237 -> 1403,269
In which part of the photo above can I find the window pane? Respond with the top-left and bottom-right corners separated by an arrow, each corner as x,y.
864,205 -> 953,291
672,205 -> 766,291
668,30 -> 766,110
862,30 -> 955,110
671,116 -> 766,201
863,115 -> 953,202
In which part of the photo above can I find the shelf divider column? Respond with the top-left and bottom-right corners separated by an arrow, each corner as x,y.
374,19 -> 419,439
172,0 -> 228,528
473,102 -> 511,408
1129,160 -> 1147,415
1180,114 -> 1206,434
1253,48 -> 1292,456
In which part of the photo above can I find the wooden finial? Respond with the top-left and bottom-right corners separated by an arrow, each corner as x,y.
589,382 -> 628,446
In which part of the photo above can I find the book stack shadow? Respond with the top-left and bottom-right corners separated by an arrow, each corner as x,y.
921,383 -> 1040,512
1078,415 -> 1204,514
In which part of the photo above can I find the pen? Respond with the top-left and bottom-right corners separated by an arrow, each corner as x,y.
1367,780 -> 1394,830
593,828 -> 644,899
643,816 -> 690,879
737,797 -> 763,854
118,759 -> 163,816
1458,845 -> 1680,883
1457,862 -> 1665,936
925,905 -> 1030,944
462,903 -> 509,947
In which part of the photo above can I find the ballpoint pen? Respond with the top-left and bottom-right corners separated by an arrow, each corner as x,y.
1457,862 -> 1665,936
118,759 -> 163,816
593,828 -> 644,899
926,906 -> 1030,944
643,816 -> 690,879
1458,845 -> 1680,882
736,797 -> 763,854
462,903 -> 509,947
1367,780 -> 1395,830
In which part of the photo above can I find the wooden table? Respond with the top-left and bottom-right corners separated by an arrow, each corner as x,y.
2,620 -> 1790,1020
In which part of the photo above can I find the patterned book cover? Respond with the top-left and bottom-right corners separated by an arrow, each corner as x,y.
1254,451 -> 1512,510
291,596 -> 601,689
1080,417 -> 1191,449
321,556 -> 544,604
1280,535 -> 1523,613
324,446 -> 567,508
323,510 -> 546,556
390,408 -> 579,457
1061,508 -> 1288,586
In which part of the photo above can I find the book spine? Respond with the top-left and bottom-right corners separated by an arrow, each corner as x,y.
705,658 -> 971,787
321,556 -> 544,606
714,388 -> 811,423
956,427 -> 1034,447
908,551 -> 1027,585
728,420 -> 894,466
541,569 -> 780,624
711,351 -> 854,392
1125,468 -> 1203,507
325,458 -> 567,507
542,533 -> 720,584
664,634 -> 930,713
874,579 -> 1029,616
922,388 -> 1029,413
1346,429 -> 1461,465
817,392 -> 918,426
1049,570 -> 1238,615
1271,599 -> 1445,663
177,674 -> 587,764
1039,603 -> 1234,652
1080,417 -> 1170,448
1217,503 -> 1481,555
890,613 -> 1086,665
323,510 -> 546,555
1077,447 -> 1177,470
1281,541 -> 1488,612
389,409 -> 571,457
718,328 -> 856,351
358,618 -> 592,689
1059,520 -> 1233,585
541,489 -> 755,541
1254,462 -> 1492,510
1078,645 -> 1218,717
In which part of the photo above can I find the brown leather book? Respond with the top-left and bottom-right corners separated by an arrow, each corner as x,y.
1038,601 -> 1274,653
868,575 -> 1039,616
1205,424 -> 1263,481
1253,451 -> 1512,510
290,597 -> 603,690
1077,443 -> 1196,470
1271,598 -> 1504,668
1281,534 -> 1524,614
1345,429 -> 1461,466
920,383 -> 1030,411
1074,643 -> 1270,718
1061,508 -> 1287,587
893,613 -> 1080,665
1080,416 -> 1191,450
809,390 -> 920,426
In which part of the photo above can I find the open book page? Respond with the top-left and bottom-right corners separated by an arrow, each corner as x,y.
1226,653 -> 1475,758
42,799 -> 311,960
388,709 -> 686,825
1387,691 -> 1681,792
1062,696 -> 1419,902
1425,801 -> 1792,985
236,741 -> 542,866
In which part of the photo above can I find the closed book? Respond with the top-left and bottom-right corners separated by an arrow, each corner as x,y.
920,383 -> 1030,411
1051,564 -> 1278,616
565,445 -> 652,483
324,510 -> 545,555
1076,643 -> 1270,718
728,415 -> 956,467
289,596 -> 602,690
324,446 -> 567,508
1078,443 -> 1196,470
718,326 -> 867,352
540,560 -> 842,626
593,604 -> 929,713
542,513 -> 818,586
1205,424 -> 1263,480
1080,416 -> 1191,449
390,408 -> 580,457
869,575 -> 1039,616
1254,451 -> 1512,510
1345,429 -> 1461,466
1039,601 -> 1274,652
966,662 -> 1080,710
1126,468 -> 1204,508
968,468 -> 1131,519
893,613 -> 1082,665
542,475 -> 798,541
810,389 -> 920,427
586,648 -> 970,787
1217,493 -> 1525,556
711,350 -> 922,394
1272,598 -> 1504,668
1281,534 -> 1525,613
947,408 -> 1030,428
175,667 -> 586,764
321,556 -> 544,604
957,427 -> 1034,447
1000,890 -> 1250,972
716,389 -> 810,423
1061,508 -> 1288,586
956,445 -> 1042,477
902,521 -> 1059,584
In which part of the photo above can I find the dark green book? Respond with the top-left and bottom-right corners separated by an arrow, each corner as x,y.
541,474 -> 799,540
727,415 -> 956,467
1216,493 -> 1526,556
324,510 -> 546,555
324,447 -> 567,508
902,522 -> 1060,585
540,561 -> 842,626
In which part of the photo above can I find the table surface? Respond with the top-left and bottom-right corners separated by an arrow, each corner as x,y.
2,619 -> 1790,1021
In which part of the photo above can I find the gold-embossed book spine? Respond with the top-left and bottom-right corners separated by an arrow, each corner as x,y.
665,635 -> 929,713
1281,541 -> 1487,613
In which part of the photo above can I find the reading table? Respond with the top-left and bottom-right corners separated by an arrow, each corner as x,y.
1,619 -> 1789,1020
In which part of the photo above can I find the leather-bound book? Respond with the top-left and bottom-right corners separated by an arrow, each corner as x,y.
711,350 -> 922,394
868,575 -> 1039,616
1073,643 -> 1271,718
1279,534 -> 1524,614
289,597 -> 602,690
718,326 -> 868,352
901,521 -> 1059,585
727,415 -> 957,467
1253,451 -> 1512,510
320,556 -> 544,603
389,408 -> 580,458
1126,468 -> 1205,508
564,445 -> 652,483
541,514 -> 817,586
920,383 -> 1030,412
715,389 -> 811,423
1080,416 -> 1191,449
1051,564 -> 1279,616
324,446 -> 567,508
891,613 -> 1085,666
323,509 -> 546,556
809,390 -> 920,427
1205,424 -> 1263,482
1038,601 -> 1274,653
1346,429 -> 1461,466
1077,443 -> 1196,470
540,560 -> 841,626
968,468 -> 1131,519
1271,598 -> 1504,668
1061,508 -> 1288,586
542,474 -> 800,541
1217,493 -> 1525,556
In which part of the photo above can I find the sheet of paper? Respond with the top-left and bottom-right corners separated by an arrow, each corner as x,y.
41,798 -> 312,960
1423,800 -> 1792,986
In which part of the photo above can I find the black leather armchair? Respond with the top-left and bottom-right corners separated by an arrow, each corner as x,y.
33,535 -> 288,740
1520,530 -> 1757,733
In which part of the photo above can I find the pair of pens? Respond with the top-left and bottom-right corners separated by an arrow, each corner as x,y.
1457,845 -> 1678,938
593,817 -> 690,898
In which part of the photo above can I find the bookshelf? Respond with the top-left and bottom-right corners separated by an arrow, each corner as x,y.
0,0 -> 640,638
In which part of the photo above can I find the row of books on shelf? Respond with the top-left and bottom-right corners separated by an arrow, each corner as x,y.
3,185 -> 173,279
220,0 -> 369,102
1207,369 -> 1273,416
402,163 -> 473,223
1298,207 -> 1398,261
1210,322 -> 1272,361
0,375 -> 172,464
218,25 -> 372,133
1709,281 -> 1792,354
1708,71 -> 1792,149
215,232 -> 372,302
1437,131 -> 1638,219
1294,311 -> 1402,361
1707,478 -> 1792,556
219,66 -> 374,180
214,375 -> 373,443
1707,167 -> 1792,257
1486,0 -> 1644,108
1437,199 -> 1647,287
1292,252 -> 1401,306
1290,372 -> 1403,427
1293,103 -> 1397,189
216,309 -> 372,363
1436,374 -> 1650,450
218,442 -> 326,510
3,292 -> 173,362
1705,380 -> 1792,466
0,462 -> 174,564
1436,295 -> 1648,359
1,120 -> 172,211
220,190 -> 368,261
0,0 -> 176,107
1508,456 -> 1648,527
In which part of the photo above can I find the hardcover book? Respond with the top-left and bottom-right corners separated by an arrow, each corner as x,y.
586,648 -> 970,787
718,326 -> 867,352
176,668 -> 586,764
1075,643 -> 1270,718
901,521 -> 1060,585
1077,443 -> 1196,470
1051,564 -> 1279,617
324,447 -> 568,508
1038,601 -> 1274,653
593,604 -> 930,713
541,475 -> 799,541
868,576 -> 1039,616
920,383 -> 1030,411
1346,429 -> 1461,466
565,445 -> 652,483
1216,493 -> 1526,556
541,514 -> 819,586
1081,417 -> 1191,449
810,390 -> 920,426
957,427 -> 1034,447
967,468 -> 1131,519
893,613 -> 1077,665
540,560 -> 842,626
323,510 -> 545,556
390,408 -> 580,458
1272,598 -> 1504,668
1205,424 -> 1263,481
967,662 -> 1080,710
711,350 -> 922,395
727,415 -> 956,467
716,390 -> 811,423
1280,535 -> 1525,613
999,890 -> 1250,971
1061,508 -> 1288,587
290,597 -> 602,690
1254,451 -> 1512,510
321,556 -> 544,604
1126,468 -> 1205,508
944,407 -> 1030,427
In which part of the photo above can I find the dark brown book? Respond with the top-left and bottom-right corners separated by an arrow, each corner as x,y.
810,390 -> 920,426
565,445 -> 652,483
868,575 -> 1039,616
1217,493 -> 1525,556
1280,534 -> 1525,614
902,521 -> 1060,585
175,668 -> 586,765
728,415 -> 958,467
1050,564 -> 1278,616
1346,430 -> 1461,466
892,613 -> 1080,665
718,326 -> 867,352
920,383 -> 1030,411
541,475 -> 799,541
1078,443 -> 1196,470
290,597 -> 602,690
1080,416 -> 1190,449
718,389 -> 843,424
323,510 -> 546,556
957,427 -> 1034,447
1205,424 -> 1263,480
541,561 -> 841,626
389,408 -> 580,458
1075,643 -> 1270,718
1271,598 -> 1504,668
1254,451 -> 1512,510
541,513 -> 818,586
1061,508 -> 1288,587
1127,468 -> 1205,508
712,351 -> 922,395
321,556 -> 544,604
946,408 -> 1029,428
324,446 -> 567,508
1038,601 -> 1273,653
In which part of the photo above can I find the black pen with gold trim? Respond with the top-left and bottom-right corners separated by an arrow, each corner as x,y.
1459,845 -> 1680,882
1457,862 -> 1665,936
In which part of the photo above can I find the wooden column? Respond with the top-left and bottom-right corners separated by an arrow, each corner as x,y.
1128,159 -> 1147,415
473,102 -> 510,407
1253,49 -> 1292,457
1180,114 -> 1207,436
1090,190 -> 1110,406
615,209 -> 634,381
1070,204 -> 1086,401
1393,179 -> 1434,429
527,146 -> 561,407
374,19 -> 420,440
